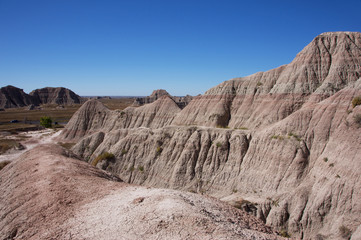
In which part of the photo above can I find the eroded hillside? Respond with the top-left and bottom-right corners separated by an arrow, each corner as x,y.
60,32 -> 361,239
0,144 -> 282,240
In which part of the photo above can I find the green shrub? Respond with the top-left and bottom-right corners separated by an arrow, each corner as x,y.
40,116 -> 52,128
156,146 -> 163,155
138,166 -> 144,172
92,152 -> 114,166
216,142 -> 222,148
352,96 -> 361,108
323,157 -> 328,162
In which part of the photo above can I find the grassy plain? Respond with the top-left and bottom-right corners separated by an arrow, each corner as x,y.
0,98 -> 134,131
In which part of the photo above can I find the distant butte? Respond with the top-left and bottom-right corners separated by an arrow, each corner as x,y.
0,85 -> 84,109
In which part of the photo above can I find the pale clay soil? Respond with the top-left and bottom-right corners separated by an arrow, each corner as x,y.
0,131 -> 283,240
0,128 -> 60,163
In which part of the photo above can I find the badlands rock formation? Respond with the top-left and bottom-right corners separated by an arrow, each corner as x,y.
133,89 -> 193,109
30,87 -> 83,105
0,85 -> 35,108
0,85 -> 83,108
60,32 -> 361,239
0,144 -> 282,240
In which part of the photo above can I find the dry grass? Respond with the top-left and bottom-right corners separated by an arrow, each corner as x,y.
0,98 -> 134,132
58,142 -> 76,150
0,161 -> 11,171
98,98 -> 135,110
0,139 -> 18,154
92,152 -> 115,167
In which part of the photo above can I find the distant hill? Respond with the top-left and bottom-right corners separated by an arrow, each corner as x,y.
132,89 -> 193,109
0,85 -> 83,109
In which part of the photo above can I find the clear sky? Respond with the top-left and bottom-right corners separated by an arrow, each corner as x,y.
0,0 -> 360,96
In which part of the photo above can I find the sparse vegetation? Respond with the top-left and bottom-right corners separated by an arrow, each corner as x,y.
216,125 -> 230,129
128,166 -> 135,172
256,82 -> 263,87
339,225 -> 352,239
58,142 -> 76,150
92,152 -> 114,166
353,114 -> 361,127
279,229 -> 291,238
0,161 -> 11,171
0,139 -> 20,154
40,116 -> 53,128
352,96 -> 361,108
288,132 -> 302,141
138,166 -> 144,172
216,142 -> 222,148
156,146 -> 163,155
271,135 -> 284,140
121,149 -> 128,156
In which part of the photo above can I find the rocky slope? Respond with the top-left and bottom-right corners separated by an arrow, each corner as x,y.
173,31 -> 361,129
0,85 -> 36,108
30,87 -> 83,105
60,31 -> 361,239
0,85 -> 83,108
133,89 -> 193,109
0,144 -> 283,240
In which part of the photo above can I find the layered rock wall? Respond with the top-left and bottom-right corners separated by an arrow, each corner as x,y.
61,32 -> 361,239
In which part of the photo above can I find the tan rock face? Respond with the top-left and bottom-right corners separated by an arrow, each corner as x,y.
61,96 -> 181,140
61,32 -> 361,239
0,144 -> 283,240
173,32 -> 361,129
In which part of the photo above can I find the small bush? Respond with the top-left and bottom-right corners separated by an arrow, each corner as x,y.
92,152 -> 114,166
156,146 -> 163,155
323,157 -> 328,162
352,96 -> 361,108
216,142 -> 222,148
121,149 -> 128,156
329,163 -> 334,167
0,161 -> 11,171
339,225 -> 352,239
128,166 -> 135,172
40,116 -> 52,128
279,229 -> 291,238
138,166 -> 144,172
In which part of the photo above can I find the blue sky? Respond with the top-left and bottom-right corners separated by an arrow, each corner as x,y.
0,0 -> 360,96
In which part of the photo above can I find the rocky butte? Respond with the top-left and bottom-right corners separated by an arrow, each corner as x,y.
0,85 -> 83,108
59,32 -> 361,239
